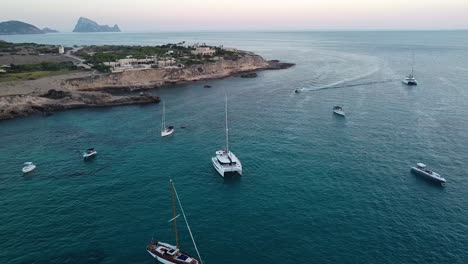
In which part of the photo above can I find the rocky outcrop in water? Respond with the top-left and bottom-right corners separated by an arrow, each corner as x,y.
73,17 -> 121,33
0,92 -> 159,120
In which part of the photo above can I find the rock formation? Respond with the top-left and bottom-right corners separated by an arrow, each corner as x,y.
73,17 -> 121,32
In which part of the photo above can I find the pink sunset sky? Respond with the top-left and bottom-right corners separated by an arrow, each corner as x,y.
1,0 -> 468,31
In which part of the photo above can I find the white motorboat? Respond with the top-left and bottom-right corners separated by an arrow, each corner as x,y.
333,105 -> 345,116
212,95 -> 242,177
161,101 -> 175,137
83,148 -> 97,159
22,162 -> 36,174
411,163 -> 446,184
146,180 -> 202,264
294,88 -> 303,93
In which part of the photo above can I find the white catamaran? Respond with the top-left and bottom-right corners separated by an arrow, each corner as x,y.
147,180 -> 202,264
402,53 -> 418,86
161,101 -> 175,137
211,95 -> 242,177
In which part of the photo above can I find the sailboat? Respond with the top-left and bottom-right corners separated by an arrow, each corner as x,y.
161,101 -> 175,137
402,52 -> 418,86
147,180 -> 202,264
211,94 -> 242,177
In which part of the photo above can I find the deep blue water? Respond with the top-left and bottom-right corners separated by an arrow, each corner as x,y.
1,31 -> 468,264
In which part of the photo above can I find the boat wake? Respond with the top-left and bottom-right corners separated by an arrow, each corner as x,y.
302,79 -> 399,92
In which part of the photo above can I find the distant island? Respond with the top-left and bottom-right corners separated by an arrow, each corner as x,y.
0,20 -> 58,35
73,17 -> 121,33
42,27 -> 59,33
0,41 -> 293,120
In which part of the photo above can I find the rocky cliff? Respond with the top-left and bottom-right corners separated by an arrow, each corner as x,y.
73,17 -> 121,32
65,54 -> 293,91
0,90 -> 159,120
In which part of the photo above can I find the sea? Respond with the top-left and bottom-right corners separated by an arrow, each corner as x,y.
1,31 -> 468,264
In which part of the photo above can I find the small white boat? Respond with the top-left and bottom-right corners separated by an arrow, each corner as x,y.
294,88 -> 303,93
22,162 -> 36,174
161,101 -> 175,137
333,105 -> 345,116
83,148 -> 97,159
212,94 -> 242,177
411,163 -> 446,184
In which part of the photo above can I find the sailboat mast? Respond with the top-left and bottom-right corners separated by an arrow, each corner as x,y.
225,95 -> 229,153
162,101 -> 166,131
411,52 -> 415,76
170,180 -> 179,249
171,180 -> 203,264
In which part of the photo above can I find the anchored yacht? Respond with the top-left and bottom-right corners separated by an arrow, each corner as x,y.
411,163 -> 446,184
212,95 -> 242,177
22,162 -> 36,174
146,180 -> 202,264
403,53 -> 418,85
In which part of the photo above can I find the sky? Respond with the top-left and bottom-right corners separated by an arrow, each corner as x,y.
1,0 -> 468,31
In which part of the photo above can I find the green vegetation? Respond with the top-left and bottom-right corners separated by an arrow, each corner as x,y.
0,61 -> 78,82
7,62 -> 77,73
0,41 -> 60,55
0,70 -> 73,82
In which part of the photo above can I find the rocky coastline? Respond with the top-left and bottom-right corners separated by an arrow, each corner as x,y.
0,51 -> 293,121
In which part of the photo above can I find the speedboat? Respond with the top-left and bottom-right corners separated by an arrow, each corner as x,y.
333,105 -> 345,116
295,88 -> 303,93
212,150 -> 242,177
22,162 -> 36,174
402,73 -> 418,85
411,163 -> 446,184
83,148 -> 97,159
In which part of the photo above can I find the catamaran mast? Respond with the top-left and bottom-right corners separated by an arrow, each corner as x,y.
225,94 -> 229,154
170,180 -> 179,249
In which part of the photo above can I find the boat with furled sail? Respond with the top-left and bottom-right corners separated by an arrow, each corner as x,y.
147,180 -> 202,264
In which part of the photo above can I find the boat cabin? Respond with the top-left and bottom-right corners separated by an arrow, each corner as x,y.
416,163 -> 433,174
216,150 -> 237,165
333,105 -> 343,111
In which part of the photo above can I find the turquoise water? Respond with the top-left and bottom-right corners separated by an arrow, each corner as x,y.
1,31 -> 468,264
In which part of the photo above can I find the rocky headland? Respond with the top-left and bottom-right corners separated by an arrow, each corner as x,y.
0,43 -> 293,121
65,54 -> 293,91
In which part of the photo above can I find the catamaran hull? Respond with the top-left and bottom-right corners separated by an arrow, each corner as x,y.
411,167 -> 446,184
212,157 -> 242,177
402,80 -> 418,85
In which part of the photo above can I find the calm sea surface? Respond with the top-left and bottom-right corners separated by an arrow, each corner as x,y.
1,31 -> 468,264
